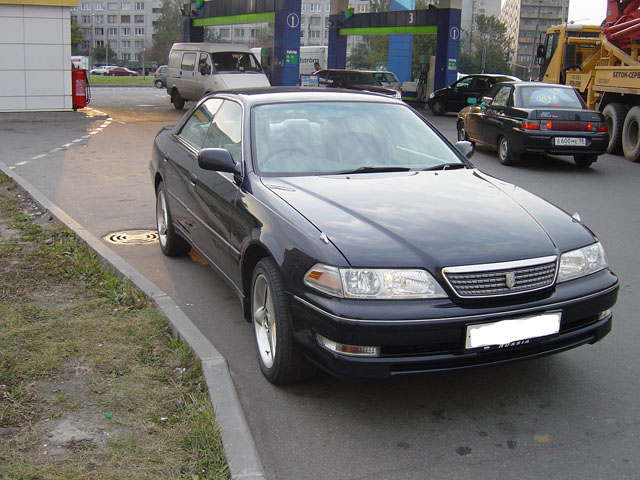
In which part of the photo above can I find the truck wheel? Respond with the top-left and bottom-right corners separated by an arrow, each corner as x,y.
603,103 -> 626,155
622,106 -> 640,162
171,90 -> 185,110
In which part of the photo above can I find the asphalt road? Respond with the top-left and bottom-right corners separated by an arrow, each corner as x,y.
2,86 -> 639,480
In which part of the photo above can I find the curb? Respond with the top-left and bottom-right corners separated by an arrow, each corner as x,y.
0,160 -> 267,480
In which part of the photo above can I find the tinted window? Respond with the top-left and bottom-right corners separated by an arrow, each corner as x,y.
211,52 -> 261,72
517,86 -> 582,108
454,76 -> 474,88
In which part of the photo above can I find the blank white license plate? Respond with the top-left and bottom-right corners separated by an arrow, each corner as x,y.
465,312 -> 561,350
554,137 -> 587,146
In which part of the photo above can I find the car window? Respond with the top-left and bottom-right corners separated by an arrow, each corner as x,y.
454,76 -> 474,88
202,100 -> 242,162
517,86 -> 583,108
470,77 -> 490,90
181,52 -> 197,72
178,99 -> 222,149
198,53 -> 212,75
491,86 -> 512,107
252,102 -> 465,175
211,52 -> 261,72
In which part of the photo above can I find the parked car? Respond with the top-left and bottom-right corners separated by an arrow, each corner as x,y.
314,69 -> 402,98
109,66 -> 138,76
457,81 -> 609,167
154,65 -> 167,88
427,73 -> 521,115
89,65 -> 115,75
150,88 -> 618,384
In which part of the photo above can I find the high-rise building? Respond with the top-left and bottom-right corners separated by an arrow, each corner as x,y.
499,0 -> 568,79
71,0 -> 163,69
461,0 -> 502,37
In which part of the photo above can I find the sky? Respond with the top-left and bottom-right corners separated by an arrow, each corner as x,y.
499,0 -> 608,26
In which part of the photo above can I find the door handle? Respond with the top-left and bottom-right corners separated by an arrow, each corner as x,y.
189,173 -> 197,186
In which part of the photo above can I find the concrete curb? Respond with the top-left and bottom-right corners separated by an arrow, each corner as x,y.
0,160 -> 267,480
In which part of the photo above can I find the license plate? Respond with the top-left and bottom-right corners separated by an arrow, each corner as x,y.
465,312 -> 561,350
554,137 -> 587,146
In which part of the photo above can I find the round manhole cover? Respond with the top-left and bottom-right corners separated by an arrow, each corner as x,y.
104,230 -> 158,245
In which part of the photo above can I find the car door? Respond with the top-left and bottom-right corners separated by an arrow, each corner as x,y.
179,51 -> 198,99
163,100 -> 221,243
449,75 -> 475,112
193,52 -> 213,99
477,85 -> 514,148
191,99 -> 244,282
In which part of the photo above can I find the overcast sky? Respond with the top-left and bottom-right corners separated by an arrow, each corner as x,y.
567,0 -> 607,24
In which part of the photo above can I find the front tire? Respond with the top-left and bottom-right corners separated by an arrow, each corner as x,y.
156,181 -> 190,256
155,79 -> 164,89
622,106 -> 640,162
171,90 -> 185,110
457,121 -> 468,142
497,135 -> 518,166
430,99 -> 446,116
251,258 -> 315,384
574,154 -> 596,168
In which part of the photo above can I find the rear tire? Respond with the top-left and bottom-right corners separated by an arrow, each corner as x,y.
622,106 -> 640,162
251,258 -> 315,384
155,79 -> 164,88
603,103 -> 626,155
573,154 -> 596,168
171,90 -> 185,110
457,121 -> 468,141
497,135 -> 517,166
156,181 -> 190,256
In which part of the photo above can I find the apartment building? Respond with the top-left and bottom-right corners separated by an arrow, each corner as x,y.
500,0 -> 568,79
71,0 -> 162,68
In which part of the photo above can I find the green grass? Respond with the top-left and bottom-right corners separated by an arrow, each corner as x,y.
0,172 -> 229,479
89,75 -> 155,86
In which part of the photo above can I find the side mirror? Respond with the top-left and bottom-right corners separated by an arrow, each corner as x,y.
198,148 -> 241,175
455,140 -> 474,159
467,97 -> 478,105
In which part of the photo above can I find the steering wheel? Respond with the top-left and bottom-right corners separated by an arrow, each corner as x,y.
260,147 -> 310,170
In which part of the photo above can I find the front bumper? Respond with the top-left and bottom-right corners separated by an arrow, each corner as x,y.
288,270 -> 618,379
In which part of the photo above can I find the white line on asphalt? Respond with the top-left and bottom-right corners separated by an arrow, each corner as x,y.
31,154 -> 46,160
15,161 -> 28,166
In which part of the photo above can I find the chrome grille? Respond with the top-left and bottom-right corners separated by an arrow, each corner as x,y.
443,257 -> 557,298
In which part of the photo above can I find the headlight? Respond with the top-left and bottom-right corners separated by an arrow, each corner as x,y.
429,92 -> 435,99
557,242 -> 607,283
304,264 -> 447,299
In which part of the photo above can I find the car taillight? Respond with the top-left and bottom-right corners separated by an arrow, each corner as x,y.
521,121 -> 540,130
597,125 -> 608,132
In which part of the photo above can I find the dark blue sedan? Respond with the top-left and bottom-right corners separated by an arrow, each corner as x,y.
150,88 -> 618,384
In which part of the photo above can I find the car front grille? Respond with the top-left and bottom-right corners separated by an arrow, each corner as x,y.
442,256 -> 557,298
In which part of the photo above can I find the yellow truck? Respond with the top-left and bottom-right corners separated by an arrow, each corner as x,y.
536,0 -> 640,162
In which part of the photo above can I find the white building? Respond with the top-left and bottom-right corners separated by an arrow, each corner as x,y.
0,0 -> 75,112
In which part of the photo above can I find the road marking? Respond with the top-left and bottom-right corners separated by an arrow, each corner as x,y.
15,161 -> 28,166
31,154 -> 47,160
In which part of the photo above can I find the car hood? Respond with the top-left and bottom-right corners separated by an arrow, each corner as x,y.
263,169 -> 595,268
217,72 -> 271,89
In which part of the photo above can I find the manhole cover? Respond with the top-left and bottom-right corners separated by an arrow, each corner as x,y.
104,230 -> 158,245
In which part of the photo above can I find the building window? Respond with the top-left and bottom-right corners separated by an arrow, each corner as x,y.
234,28 -> 244,37
108,2 -> 118,9
82,40 -> 90,48
122,40 -> 131,48
121,2 -> 131,10
250,28 -> 257,38
135,1 -> 144,9
94,2 -> 104,10
94,27 -> 104,35
134,27 -> 144,35
95,40 -> 104,46
94,15 -> 104,23
81,2 -> 90,10
135,40 -> 143,48
81,15 -> 91,23
121,14 -> 130,23
122,53 -> 131,60
219,28 -> 230,37
82,27 -> 90,35
108,14 -> 117,23
122,27 -> 131,35
134,15 -> 144,23
310,16 -> 321,25
310,30 -> 320,39
108,27 -> 117,35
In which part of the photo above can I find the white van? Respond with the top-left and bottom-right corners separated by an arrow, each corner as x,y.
166,43 -> 270,109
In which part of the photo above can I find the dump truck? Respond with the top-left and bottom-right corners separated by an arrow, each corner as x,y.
537,0 -> 640,162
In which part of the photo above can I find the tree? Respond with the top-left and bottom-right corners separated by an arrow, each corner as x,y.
151,0 -> 183,65
70,19 -> 83,55
92,45 -> 117,64
458,15 -> 512,75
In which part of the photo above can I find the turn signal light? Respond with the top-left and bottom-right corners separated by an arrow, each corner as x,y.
597,125 -> 608,132
316,333 -> 380,357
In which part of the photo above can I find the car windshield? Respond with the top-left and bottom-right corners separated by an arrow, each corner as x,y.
517,86 -> 583,108
252,101 -> 465,175
211,52 -> 262,72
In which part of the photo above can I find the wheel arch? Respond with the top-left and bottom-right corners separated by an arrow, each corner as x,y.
241,242 -> 271,321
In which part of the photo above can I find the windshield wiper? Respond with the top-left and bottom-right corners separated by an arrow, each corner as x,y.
421,163 -> 467,171
338,166 -> 412,175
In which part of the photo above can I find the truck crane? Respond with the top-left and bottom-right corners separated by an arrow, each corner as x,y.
537,0 -> 640,162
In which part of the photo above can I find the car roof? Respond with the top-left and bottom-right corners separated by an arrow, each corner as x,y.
201,87 -> 404,107
170,42 -> 253,54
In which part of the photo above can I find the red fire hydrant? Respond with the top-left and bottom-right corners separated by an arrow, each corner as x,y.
71,69 -> 90,110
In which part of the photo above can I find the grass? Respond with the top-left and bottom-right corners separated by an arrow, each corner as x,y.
0,172 -> 229,479
88,75 -> 155,86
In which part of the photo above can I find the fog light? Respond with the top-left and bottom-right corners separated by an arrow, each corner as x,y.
316,333 -> 380,357
598,309 -> 611,320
